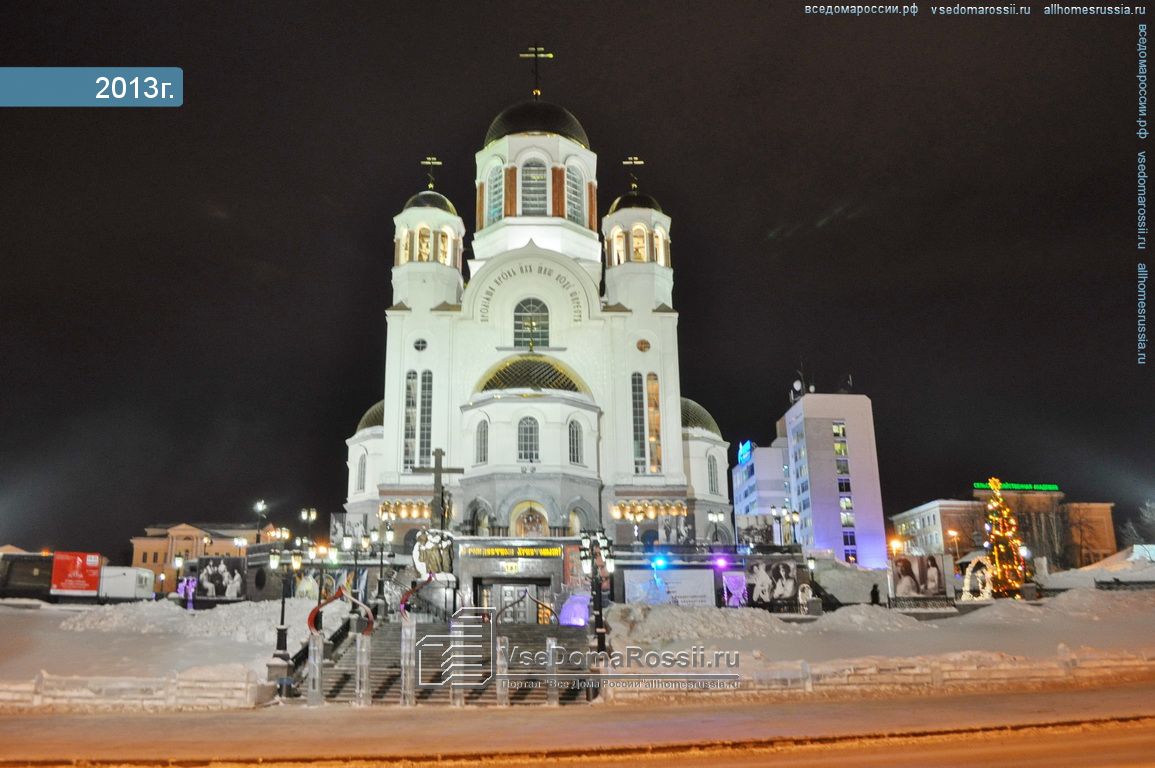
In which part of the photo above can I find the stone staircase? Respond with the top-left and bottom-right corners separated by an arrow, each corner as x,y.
323,620 -> 593,705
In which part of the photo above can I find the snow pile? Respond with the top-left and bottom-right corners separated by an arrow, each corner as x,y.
807,604 -> 927,632
1037,546 -> 1155,589
1044,588 -> 1155,621
811,560 -> 887,604
607,603 -> 795,646
956,599 -> 1045,625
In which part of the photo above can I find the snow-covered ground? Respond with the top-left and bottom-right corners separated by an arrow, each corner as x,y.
607,588 -> 1155,674
0,597 -> 355,682
1037,545 -> 1155,589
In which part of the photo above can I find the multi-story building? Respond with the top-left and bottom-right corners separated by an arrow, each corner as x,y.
778,393 -> 887,568
730,438 -> 791,545
131,522 -> 267,592
891,499 -> 986,559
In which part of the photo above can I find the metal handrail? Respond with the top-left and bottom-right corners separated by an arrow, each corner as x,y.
526,590 -> 558,624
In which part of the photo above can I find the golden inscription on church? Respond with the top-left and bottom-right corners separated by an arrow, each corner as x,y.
461,544 -> 563,558
476,260 -> 584,324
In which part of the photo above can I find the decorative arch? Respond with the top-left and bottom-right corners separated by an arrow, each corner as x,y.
474,354 -> 593,395
630,224 -> 650,262
486,164 -> 505,226
397,229 -> 411,265
520,159 -> 548,216
416,225 -> 432,262
495,487 -> 560,530
513,297 -> 549,349
611,227 -> 626,265
654,227 -> 668,267
356,453 -> 367,492
565,164 -> 585,225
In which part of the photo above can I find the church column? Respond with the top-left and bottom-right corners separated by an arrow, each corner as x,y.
475,183 -> 485,231
503,166 -> 517,216
551,166 -> 565,217
586,182 -> 597,230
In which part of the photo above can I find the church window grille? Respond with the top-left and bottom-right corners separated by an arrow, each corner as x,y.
612,228 -> 626,265
356,454 -> 367,492
487,165 -> 504,225
631,225 -> 649,262
403,371 -> 418,471
517,417 -> 539,462
419,370 -> 433,467
708,455 -> 719,495
521,160 -> 547,215
646,373 -> 662,473
568,420 -> 583,465
417,227 -> 431,262
513,298 -> 550,349
631,373 -> 646,473
475,420 -> 488,465
565,165 -> 585,225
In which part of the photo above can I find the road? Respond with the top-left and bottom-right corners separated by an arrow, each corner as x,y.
2,681 -> 1154,766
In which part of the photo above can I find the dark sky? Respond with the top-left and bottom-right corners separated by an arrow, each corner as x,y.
1,3 -> 1151,561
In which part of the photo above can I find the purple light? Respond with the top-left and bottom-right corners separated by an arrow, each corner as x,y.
714,556 -> 728,569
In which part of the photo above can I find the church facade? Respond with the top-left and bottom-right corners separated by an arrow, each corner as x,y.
340,98 -> 732,554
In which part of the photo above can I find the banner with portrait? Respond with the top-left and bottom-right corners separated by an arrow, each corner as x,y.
194,557 -> 246,600
745,555 -> 809,610
889,554 -> 948,598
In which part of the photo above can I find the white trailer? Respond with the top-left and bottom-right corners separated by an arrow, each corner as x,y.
98,567 -> 155,601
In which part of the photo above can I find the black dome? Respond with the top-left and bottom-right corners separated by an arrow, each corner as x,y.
403,190 -> 457,215
608,189 -> 663,214
485,100 -> 589,148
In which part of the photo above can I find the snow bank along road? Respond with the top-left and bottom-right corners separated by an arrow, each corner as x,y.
1,680 -> 1153,765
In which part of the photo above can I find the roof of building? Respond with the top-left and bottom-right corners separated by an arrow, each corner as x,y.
356,400 -> 385,432
608,189 -> 663,214
681,397 -> 723,438
479,355 -> 588,394
140,522 -> 260,537
485,99 -> 589,148
402,189 -> 457,215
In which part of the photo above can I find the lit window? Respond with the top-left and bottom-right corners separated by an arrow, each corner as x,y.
438,228 -> 452,265
840,496 -> 854,511
475,420 -> 488,465
398,229 -> 411,264
417,227 -> 431,262
403,371 -> 417,470
631,224 -> 648,261
521,160 -> 547,215
835,458 -> 850,475
611,228 -> 626,264
646,373 -> 662,472
565,165 -> 584,225
487,165 -> 504,225
356,454 -> 367,492
653,228 -> 667,266
832,422 -> 846,438
568,420 -> 583,465
518,417 -> 539,462
834,442 -> 848,457
418,371 -> 432,467
840,511 -> 856,527
708,455 -> 719,495
513,298 -> 549,349
844,548 -> 857,563
631,373 -> 646,473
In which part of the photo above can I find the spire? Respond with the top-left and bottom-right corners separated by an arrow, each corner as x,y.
623,156 -> 645,190
420,155 -> 442,190
518,45 -> 554,100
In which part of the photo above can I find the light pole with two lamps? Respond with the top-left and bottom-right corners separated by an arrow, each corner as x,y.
579,530 -> 615,653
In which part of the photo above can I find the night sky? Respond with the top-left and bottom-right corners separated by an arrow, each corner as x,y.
1,3 -> 1151,561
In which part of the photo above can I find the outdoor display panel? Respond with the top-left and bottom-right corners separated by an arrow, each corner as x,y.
49,551 -> 101,597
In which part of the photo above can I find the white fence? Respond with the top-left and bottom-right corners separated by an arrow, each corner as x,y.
0,670 -> 274,711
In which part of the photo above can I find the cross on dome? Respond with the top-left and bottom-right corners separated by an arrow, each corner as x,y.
623,156 -> 645,190
420,155 -> 442,190
518,45 -> 554,100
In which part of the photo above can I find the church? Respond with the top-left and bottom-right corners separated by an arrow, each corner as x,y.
339,93 -> 733,564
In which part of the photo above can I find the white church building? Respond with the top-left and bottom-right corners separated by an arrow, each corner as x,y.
340,97 -> 732,553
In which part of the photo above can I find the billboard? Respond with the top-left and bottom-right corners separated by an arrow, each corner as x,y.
745,555 -> 810,609
50,551 -> 102,596
194,557 -> 246,599
890,554 -> 947,597
623,567 -> 716,608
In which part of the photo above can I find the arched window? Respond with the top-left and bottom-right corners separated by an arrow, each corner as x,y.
631,373 -> 646,473
487,165 -> 504,225
398,229 -> 411,265
631,224 -> 649,262
513,298 -> 549,349
521,160 -> 547,215
402,371 -> 418,470
708,455 -> 719,495
565,165 -> 585,225
517,417 -> 539,462
612,227 -> 626,265
654,228 -> 667,267
437,229 -> 450,265
475,420 -> 489,465
356,454 -> 367,492
646,373 -> 662,473
417,227 -> 431,262
568,420 -> 583,465
418,370 -> 432,467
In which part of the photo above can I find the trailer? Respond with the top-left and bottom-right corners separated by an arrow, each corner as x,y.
98,567 -> 155,601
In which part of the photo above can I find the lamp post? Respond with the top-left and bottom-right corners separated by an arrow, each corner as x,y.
707,510 -> 725,543
299,507 -> 317,547
890,538 -> 903,559
232,536 -> 246,556
580,530 -> 615,652
788,511 -> 801,545
254,500 -> 268,542
947,529 -> 960,560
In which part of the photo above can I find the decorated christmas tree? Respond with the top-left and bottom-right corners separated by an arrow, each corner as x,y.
984,476 -> 1027,597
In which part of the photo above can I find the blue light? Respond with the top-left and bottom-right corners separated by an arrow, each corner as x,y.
651,556 -> 668,570
738,440 -> 753,465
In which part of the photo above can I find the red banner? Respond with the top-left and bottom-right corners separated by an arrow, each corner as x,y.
50,551 -> 102,596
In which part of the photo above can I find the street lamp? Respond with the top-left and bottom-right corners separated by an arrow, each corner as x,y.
947,529 -> 960,560
890,538 -> 903,558
789,511 -> 801,544
300,507 -> 317,546
707,510 -> 724,542
232,536 -> 247,556
579,530 -> 614,652
254,500 -> 268,542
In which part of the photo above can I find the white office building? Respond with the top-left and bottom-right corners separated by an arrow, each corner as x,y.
730,438 -> 792,545
780,393 -> 886,568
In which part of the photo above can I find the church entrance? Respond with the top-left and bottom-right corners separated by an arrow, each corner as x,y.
477,578 -> 552,624
510,503 -> 549,537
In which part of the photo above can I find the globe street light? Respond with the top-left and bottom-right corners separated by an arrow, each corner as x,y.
947,529 -> 961,560
300,507 -> 318,547
254,500 -> 269,542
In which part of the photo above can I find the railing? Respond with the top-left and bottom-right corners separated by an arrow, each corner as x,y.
1095,579 -> 1155,591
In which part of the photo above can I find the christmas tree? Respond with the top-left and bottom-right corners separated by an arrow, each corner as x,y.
984,477 -> 1027,597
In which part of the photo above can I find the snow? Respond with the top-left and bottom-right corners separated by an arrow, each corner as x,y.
1037,546 -> 1155,589
810,559 -> 887,604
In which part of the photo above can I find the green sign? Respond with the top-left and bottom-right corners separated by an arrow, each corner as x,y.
973,482 -> 1060,492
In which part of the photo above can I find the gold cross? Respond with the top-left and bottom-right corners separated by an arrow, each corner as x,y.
522,317 -> 539,353
518,46 -> 554,99
623,156 -> 645,190
420,156 -> 442,190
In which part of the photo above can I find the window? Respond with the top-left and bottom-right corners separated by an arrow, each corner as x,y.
838,478 -> 852,493
413,339 -> 427,351
487,165 -> 504,225
419,370 -> 432,467
521,160 -> 547,215
840,496 -> 854,511
152,552 -> 158,563
517,417 -> 539,462
631,224 -> 648,261
403,371 -> 418,470
398,229 -> 411,264
417,227 -> 431,262
840,511 -> 856,527
834,441 -> 848,457
475,420 -> 488,465
631,373 -> 646,473
611,227 -> 626,264
844,548 -> 857,563
646,373 -> 662,473
356,454 -> 366,492
636,339 -> 651,352
141,552 -> 147,564
438,228 -> 451,265
842,530 -> 857,547
832,421 -> 846,438
708,455 -> 719,495
835,458 -> 850,475
653,228 -> 667,266
565,165 -> 584,225
513,298 -> 549,349
568,420 -> 583,464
